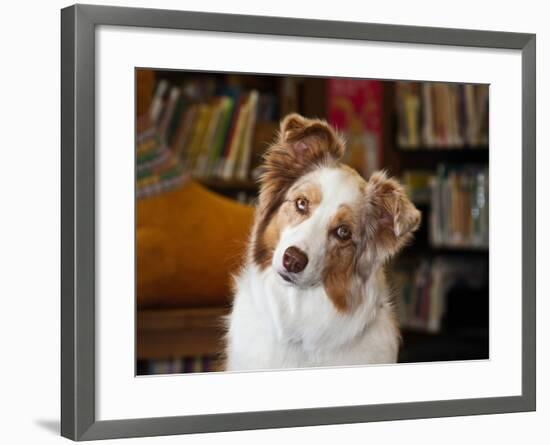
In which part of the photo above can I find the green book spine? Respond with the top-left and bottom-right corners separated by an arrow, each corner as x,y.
207,97 -> 235,177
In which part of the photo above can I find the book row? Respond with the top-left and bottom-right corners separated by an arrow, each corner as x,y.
395,81 -> 489,149
430,165 -> 489,249
146,78 -> 272,181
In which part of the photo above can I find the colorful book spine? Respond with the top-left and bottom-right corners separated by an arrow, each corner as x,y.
158,86 -> 181,142
235,91 -> 259,181
205,96 -> 235,177
149,79 -> 169,123
194,98 -> 224,177
222,93 -> 251,180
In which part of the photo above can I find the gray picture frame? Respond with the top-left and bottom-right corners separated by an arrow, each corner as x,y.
61,3 -> 536,441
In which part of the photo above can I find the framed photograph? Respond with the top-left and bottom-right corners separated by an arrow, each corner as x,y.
61,4 -> 536,441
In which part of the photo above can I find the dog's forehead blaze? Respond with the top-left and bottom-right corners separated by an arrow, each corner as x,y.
320,165 -> 364,198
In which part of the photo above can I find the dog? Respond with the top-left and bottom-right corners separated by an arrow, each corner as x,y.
224,113 -> 420,371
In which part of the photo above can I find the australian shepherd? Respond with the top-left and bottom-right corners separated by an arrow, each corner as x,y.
225,113 -> 421,371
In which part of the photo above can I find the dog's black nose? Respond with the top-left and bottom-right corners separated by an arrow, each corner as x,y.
283,246 -> 308,274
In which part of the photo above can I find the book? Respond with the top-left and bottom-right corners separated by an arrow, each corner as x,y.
186,104 -> 213,171
216,95 -> 245,179
166,93 -> 190,147
221,93 -> 251,180
206,96 -> 235,177
235,90 -> 259,180
149,79 -> 169,123
172,104 -> 198,159
158,86 -> 181,142
422,84 -> 435,146
194,98 -> 224,177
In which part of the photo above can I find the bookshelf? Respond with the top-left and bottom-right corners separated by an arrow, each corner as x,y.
136,71 -> 489,372
383,81 -> 488,359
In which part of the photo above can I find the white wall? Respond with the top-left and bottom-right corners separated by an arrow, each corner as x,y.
0,0 -> 547,443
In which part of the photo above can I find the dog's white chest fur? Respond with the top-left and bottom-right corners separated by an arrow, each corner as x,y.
225,264 -> 399,371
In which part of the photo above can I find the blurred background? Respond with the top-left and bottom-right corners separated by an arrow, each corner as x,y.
135,69 -> 489,375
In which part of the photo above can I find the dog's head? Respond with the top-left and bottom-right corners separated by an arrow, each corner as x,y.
252,113 -> 421,312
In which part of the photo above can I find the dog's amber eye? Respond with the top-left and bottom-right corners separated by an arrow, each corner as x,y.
295,197 -> 309,214
335,225 -> 351,241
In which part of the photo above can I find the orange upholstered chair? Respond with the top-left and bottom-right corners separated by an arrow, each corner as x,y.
136,179 -> 255,309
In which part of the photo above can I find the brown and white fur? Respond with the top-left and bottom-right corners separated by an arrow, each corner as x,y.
225,113 -> 421,371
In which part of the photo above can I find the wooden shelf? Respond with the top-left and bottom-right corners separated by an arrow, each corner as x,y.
395,147 -> 489,171
401,327 -> 439,336
137,306 -> 230,360
397,145 -> 488,152
198,177 -> 258,192
402,241 -> 489,256
430,244 -> 488,253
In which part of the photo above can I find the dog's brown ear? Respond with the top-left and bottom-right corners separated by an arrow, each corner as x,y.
365,171 -> 421,259
256,113 -> 345,218
278,113 -> 345,162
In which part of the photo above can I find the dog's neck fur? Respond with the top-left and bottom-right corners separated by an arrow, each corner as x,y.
260,265 -> 387,350
225,261 -> 398,371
